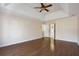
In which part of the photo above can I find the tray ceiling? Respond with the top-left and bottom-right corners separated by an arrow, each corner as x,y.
0,3 -> 79,21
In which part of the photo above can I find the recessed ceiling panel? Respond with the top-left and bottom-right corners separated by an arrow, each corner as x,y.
0,3 -> 72,21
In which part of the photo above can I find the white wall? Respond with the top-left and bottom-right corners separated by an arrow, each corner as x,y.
44,10 -> 69,21
45,16 -> 78,43
77,16 -> 79,45
56,16 -> 78,43
0,12 -> 42,47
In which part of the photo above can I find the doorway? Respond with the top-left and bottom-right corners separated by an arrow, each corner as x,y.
42,23 -> 55,50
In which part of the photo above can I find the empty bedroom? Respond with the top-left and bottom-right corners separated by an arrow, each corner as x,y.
0,3 -> 79,56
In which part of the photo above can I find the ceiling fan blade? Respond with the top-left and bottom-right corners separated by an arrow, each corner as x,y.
41,3 -> 44,7
45,9 -> 49,12
45,4 -> 52,7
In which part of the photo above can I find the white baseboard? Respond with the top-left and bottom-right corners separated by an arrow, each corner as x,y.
55,38 -> 77,43
0,37 -> 78,48
0,37 -> 42,48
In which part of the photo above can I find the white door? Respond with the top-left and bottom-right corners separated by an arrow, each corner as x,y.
50,24 -> 55,39
42,24 -> 50,37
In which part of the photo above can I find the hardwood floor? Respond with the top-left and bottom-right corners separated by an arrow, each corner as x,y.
0,38 -> 79,56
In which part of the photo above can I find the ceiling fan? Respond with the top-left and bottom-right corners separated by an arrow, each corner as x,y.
34,3 -> 52,12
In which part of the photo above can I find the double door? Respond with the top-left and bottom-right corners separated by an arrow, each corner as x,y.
42,23 -> 55,50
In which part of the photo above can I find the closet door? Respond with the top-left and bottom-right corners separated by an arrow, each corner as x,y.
50,24 -> 55,39
42,24 -> 50,37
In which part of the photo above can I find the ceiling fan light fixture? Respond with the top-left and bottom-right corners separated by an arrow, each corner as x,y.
34,3 -> 52,12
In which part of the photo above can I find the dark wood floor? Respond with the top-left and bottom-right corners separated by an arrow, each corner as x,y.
0,38 -> 79,56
